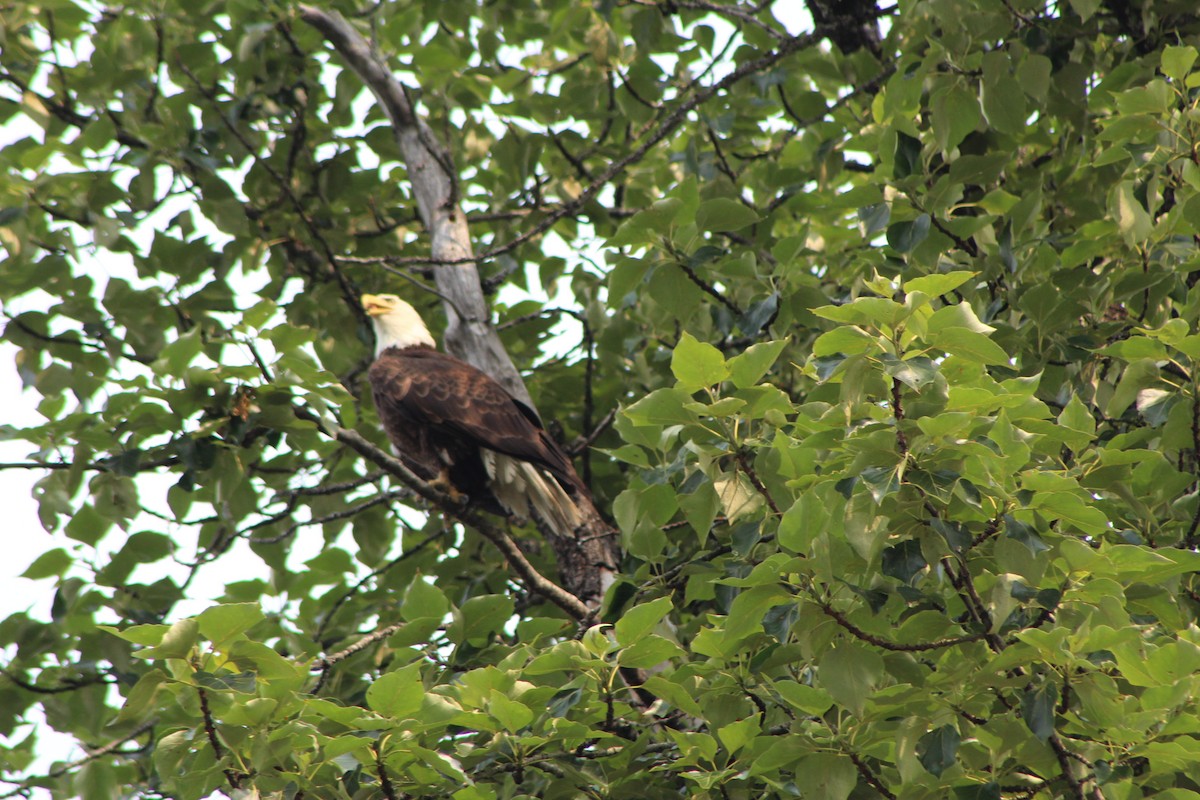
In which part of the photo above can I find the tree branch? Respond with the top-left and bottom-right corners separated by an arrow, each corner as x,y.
296,407 -> 591,622
298,6 -> 531,405
0,720 -> 157,799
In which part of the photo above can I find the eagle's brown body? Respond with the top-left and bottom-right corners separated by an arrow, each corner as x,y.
361,293 -> 618,604
367,344 -> 586,517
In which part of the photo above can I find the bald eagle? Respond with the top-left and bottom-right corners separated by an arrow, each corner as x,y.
362,294 -> 589,537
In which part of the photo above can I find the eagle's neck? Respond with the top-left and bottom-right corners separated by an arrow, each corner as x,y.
371,308 -> 436,357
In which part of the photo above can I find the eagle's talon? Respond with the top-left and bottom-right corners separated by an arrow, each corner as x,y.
429,472 -> 466,503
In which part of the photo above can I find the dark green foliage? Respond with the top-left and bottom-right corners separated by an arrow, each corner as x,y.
4,1 -> 1200,799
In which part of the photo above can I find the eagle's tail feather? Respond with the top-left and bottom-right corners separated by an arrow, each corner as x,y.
482,451 -> 582,536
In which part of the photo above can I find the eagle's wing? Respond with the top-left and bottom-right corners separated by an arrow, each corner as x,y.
369,348 -> 584,495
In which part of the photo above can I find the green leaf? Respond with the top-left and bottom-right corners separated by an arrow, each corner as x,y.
1030,491 -> 1109,535
614,596 -> 674,646
1112,181 -> 1153,244
981,52 -> 1026,135
453,595 -> 515,644
401,576 -> 450,622
881,354 -> 938,390
955,782 -> 1001,800
887,214 -> 931,253
773,680 -> 834,715
195,670 -> 256,693
795,754 -> 857,800
738,292 -> 779,335
21,548 -> 73,579
366,662 -> 424,719
930,327 -> 1010,365
617,634 -> 685,668
197,603 -> 264,647
812,326 -> 879,357
623,387 -> 699,427
1115,80 -> 1172,115
813,297 -> 907,328
136,618 -> 199,660
882,540 -> 927,584
917,725 -> 961,776
1106,359 -> 1161,418
818,643 -> 884,716
932,85 -> 980,153
1068,0 -> 1100,19
488,690 -> 533,733
858,202 -> 890,236
894,131 -> 923,179
1022,683 -> 1057,741
672,331 -> 729,389
1162,45 -> 1199,81
717,716 -> 760,755
695,198 -> 759,232
728,340 -> 788,388
607,197 -> 683,247
927,302 -> 995,334
1056,394 -> 1096,449
904,271 -> 976,297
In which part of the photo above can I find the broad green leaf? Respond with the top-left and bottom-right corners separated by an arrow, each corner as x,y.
917,725 -> 961,776
903,270 -> 976,298
1115,80 -> 1172,115
818,643 -> 884,716
1162,45 -> 1199,82
617,634 -> 685,668
981,51 -> 1026,135
1112,181 -> 1153,244
622,387 -> 699,427
21,548 -> 72,579
197,603 -> 264,647
813,297 -> 907,328
671,332 -> 728,390
773,680 -> 834,715
401,575 -> 450,622
607,197 -> 683,247
927,302 -> 995,334
795,754 -> 857,800
135,618 -> 199,660
452,595 -> 515,644
717,716 -> 760,755
488,690 -> 534,733
858,202 -> 890,236
1030,491 -> 1109,535
932,85 -> 980,153
812,326 -> 878,357
1021,683 -> 1057,741
614,596 -> 674,645
366,663 -> 424,719
930,327 -> 1010,365
728,340 -> 787,388
887,214 -> 931,253
695,198 -> 759,232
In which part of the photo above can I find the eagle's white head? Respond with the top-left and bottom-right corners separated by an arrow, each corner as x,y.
362,294 -> 436,356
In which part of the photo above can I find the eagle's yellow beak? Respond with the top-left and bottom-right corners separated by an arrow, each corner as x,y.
361,294 -> 388,316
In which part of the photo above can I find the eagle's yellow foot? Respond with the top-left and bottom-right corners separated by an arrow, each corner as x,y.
429,471 -> 466,503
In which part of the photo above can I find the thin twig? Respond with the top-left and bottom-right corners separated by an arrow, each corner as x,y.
816,600 -> 985,652
0,720 -> 157,799
311,621 -> 406,693
197,686 -> 240,789
735,449 -> 780,515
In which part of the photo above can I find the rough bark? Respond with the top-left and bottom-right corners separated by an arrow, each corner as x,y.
299,7 -> 618,608
297,6 -> 531,406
